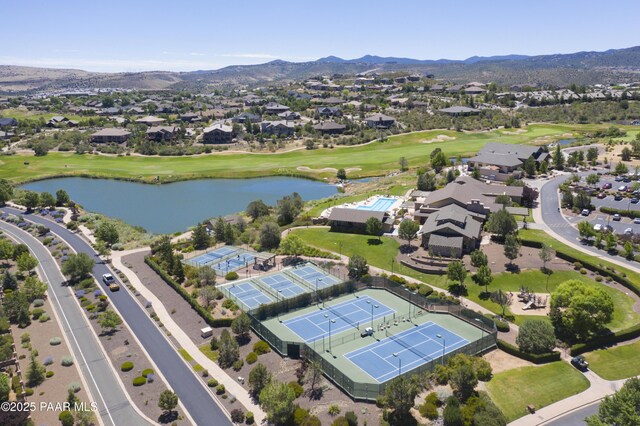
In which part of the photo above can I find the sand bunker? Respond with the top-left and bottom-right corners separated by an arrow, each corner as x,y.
297,166 -> 362,173
421,134 -> 456,144
502,129 -> 528,135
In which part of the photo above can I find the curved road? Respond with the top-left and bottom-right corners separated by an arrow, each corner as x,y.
543,402 -> 599,426
3,208 -> 232,426
0,222 -> 151,426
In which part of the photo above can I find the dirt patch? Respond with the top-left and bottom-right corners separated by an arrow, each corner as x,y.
483,349 -> 535,374
463,241 -> 573,274
420,134 -> 456,144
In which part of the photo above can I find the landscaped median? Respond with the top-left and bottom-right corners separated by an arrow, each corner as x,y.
485,362 -> 591,422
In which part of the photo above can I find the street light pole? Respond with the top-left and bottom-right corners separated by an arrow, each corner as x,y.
391,259 -> 395,275
393,353 -> 402,376
436,334 -> 445,365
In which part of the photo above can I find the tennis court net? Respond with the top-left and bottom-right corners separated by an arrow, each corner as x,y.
325,304 -> 360,330
386,330 -> 434,362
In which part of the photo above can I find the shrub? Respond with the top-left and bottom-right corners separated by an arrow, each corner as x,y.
245,411 -> 254,424
46,371 -> 54,378
31,308 -> 45,320
202,369 -> 209,377
328,404 -> 341,416
232,359 -> 244,371
207,379 -> 219,387
418,284 -> 433,297
39,314 -> 50,322
288,381 -> 304,398
43,356 -> 54,366
225,271 -> 239,281
141,368 -> 154,377
216,384 -> 225,395
33,299 -> 45,307
49,337 -> 62,346
21,333 -> 30,344
246,352 -> 258,365
231,409 -> 245,423
345,411 -> 358,426
61,356 -> 74,367
68,382 -> 81,393
253,341 -> 271,355
59,411 -> 74,426
495,318 -> 510,332
580,268 -> 588,275
419,401 -> 438,420
25,388 -> 34,396
120,362 -> 134,372
132,377 -> 146,386
294,407 -> 309,424
497,339 -> 560,364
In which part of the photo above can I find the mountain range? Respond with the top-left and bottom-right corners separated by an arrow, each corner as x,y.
1,46 -> 640,93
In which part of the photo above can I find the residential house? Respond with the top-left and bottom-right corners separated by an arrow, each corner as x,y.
466,142 -> 548,180
438,106 -> 481,116
328,208 -> 393,233
365,113 -> 396,129
445,84 -> 465,93
90,128 -> 131,144
316,106 -> 342,117
202,123 -> 234,144
0,118 -> 18,127
420,204 -> 483,258
465,86 -> 486,95
231,112 -> 261,124
147,126 -> 178,142
260,121 -> 295,137
278,111 -> 301,121
135,116 -> 165,126
313,121 -> 346,135
180,113 -> 201,123
47,116 -> 77,127
264,102 -> 290,115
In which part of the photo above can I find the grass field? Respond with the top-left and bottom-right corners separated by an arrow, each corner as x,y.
486,362 -> 590,422
584,341 -> 640,380
290,228 -> 639,331
0,124 -> 611,184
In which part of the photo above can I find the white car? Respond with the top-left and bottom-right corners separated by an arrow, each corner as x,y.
593,224 -> 603,231
624,228 -> 634,235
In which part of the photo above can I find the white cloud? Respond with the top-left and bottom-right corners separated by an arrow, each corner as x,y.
189,52 -> 205,56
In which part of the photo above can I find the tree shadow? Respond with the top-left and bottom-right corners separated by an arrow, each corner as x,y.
367,238 -> 382,246
478,291 -> 491,301
158,411 -> 178,424
448,283 -> 468,297
307,388 -> 324,400
505,263 -> 520,273
399,244 -> 418,254
99,329 -> 118,338
235,335 -> 251,346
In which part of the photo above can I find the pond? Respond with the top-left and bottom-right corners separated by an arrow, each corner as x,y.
556,139 -> 577,146
22,177 -> 337,234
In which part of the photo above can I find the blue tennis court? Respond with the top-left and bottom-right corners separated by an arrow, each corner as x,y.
258,274 -> 307,299
226,282 -> 273,310
356,197 -> 397,212
211,253 -> 256,274
346,322 -> 469,383
289,264 -> 341,289
186,246 -> 238,266
284,296 -> 395,343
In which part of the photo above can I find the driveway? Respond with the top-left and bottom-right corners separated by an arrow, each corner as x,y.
2,207 -> 232,426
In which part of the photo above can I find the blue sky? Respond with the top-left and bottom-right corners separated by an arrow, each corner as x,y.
4,0 -> 640,72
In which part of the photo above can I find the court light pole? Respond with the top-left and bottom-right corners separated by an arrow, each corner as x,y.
316,277 -> 323,306
324,314 -> 337,355
393,353 -> 402,376
276,292 -> 281,323
370,302 -> 379,329
436,334 -> 445,365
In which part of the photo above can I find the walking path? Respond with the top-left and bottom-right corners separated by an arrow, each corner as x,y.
111,249 -> 266,425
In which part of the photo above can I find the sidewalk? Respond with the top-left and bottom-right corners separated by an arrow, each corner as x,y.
111,249 -> 266,424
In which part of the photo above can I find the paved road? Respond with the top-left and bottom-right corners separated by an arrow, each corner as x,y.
543,402 -> 599,426
3,208 -> 232,426
0,222 -> 151,426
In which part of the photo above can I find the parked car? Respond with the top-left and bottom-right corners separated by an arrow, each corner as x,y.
571,355 -> 589,371
613,214 -> 622,221
635,218 -> 640,224
360,327 -> 374,337
632,198 -> 639,204
615,176 -> 624,182
615,194 -> 623,201
618,185 -> 627,192
596,193 -> 606,199
624,177 -> 632,183
581,209 -> 590,216
625,228 -> 634,235
593,223 -> 603,231
602,183 -> 612,189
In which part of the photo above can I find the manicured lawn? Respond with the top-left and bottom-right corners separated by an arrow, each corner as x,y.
0,124 -> 618,184
292,228 -> 639,331
486,362 -> 590,422
178,348 -> 194,362
199,344 -> 219,362
584,341 -> 640,380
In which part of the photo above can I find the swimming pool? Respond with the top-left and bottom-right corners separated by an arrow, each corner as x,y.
356,197 -> 397,212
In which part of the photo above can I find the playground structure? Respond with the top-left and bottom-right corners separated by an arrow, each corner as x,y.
516,287 -> 548,310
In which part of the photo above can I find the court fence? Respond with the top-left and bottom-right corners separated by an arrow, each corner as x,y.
247,276 -> 497,401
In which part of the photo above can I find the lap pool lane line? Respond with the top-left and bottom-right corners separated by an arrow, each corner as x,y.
3,208 -> 232,426
0,222 -> 151,426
